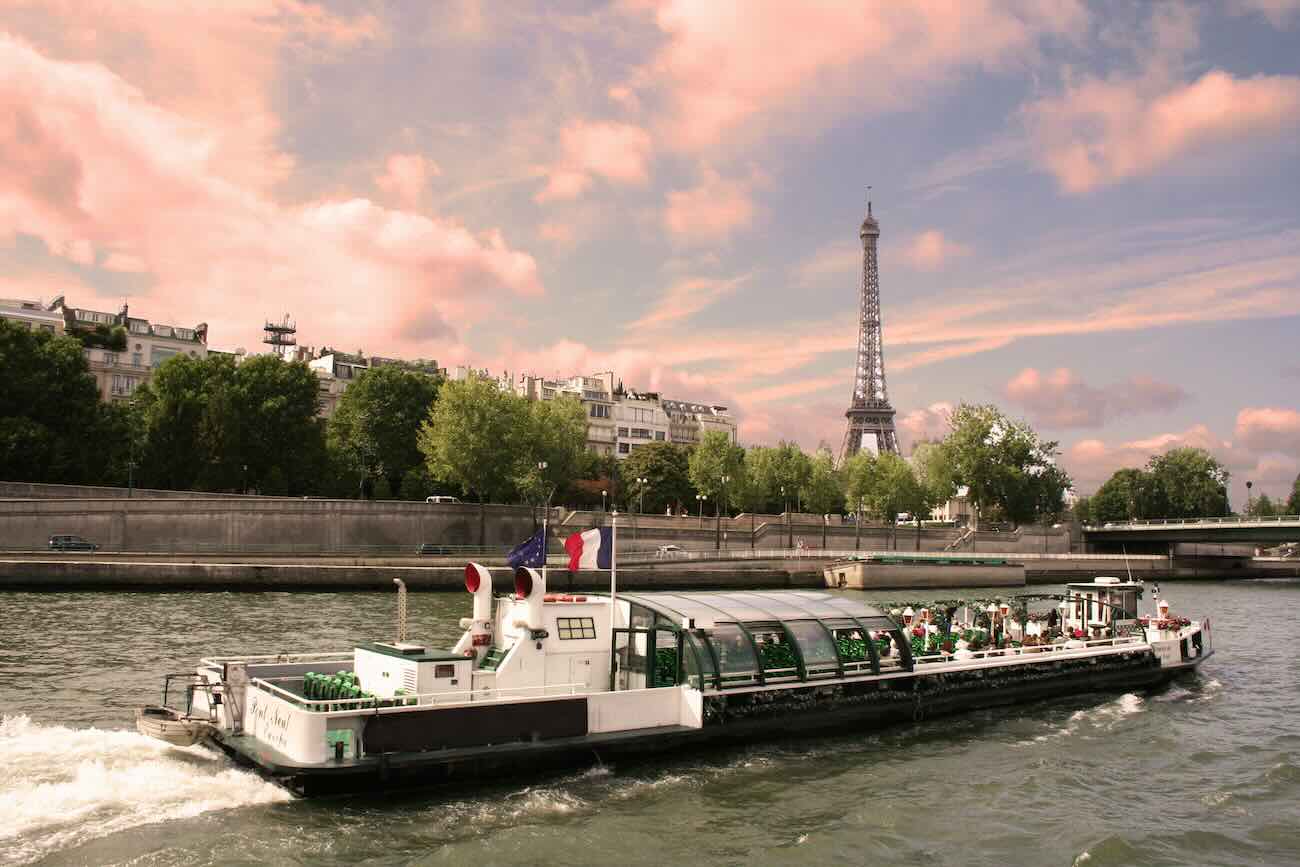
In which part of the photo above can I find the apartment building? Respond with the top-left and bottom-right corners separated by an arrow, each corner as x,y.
516,372 -> 617,455
52,301 -> 208,401
0,298 -> 65,335
306,348 -> 445,418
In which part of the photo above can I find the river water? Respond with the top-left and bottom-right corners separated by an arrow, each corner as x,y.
1,580 -> 1297,867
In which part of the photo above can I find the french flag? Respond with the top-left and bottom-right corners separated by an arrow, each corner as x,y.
565,527 -> 613,571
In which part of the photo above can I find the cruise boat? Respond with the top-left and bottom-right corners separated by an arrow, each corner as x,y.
136,568 -> 1211,796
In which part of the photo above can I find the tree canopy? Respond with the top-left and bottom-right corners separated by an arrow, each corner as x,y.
619,441 -> 693,514
1289,473 -> 1300,515
0,320 -> 107,483
688,430 -> 745,512
941,403 -> 1071,527
1088,447 -> 1229,522
134,354 -> 325,494
328,364 -> 441,498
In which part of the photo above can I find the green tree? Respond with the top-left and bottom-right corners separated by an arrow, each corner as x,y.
1144,447 -> 1229,519
0,320 -> 106,483
944,403 -> 1071,528
912,440 -> 957,516
417,375 -> 529,543
135,354 -> 324,494
742,445 -> 781,512
1288,473 -> 1300,515
619,441 -> 693,515
771,440 -> 812,511
1072,494 -> 1093,525
801,449 -> 844,548
328,365 -> 441,498
514,396 -> 588,513
844,452 -> 930,549
227,355 -> 326,495
1246,493 -> 1278,517
1090,468 -> 1151,523
688,431 -> 745,508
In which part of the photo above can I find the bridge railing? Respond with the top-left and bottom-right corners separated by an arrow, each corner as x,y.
1084,515 -> 1300,530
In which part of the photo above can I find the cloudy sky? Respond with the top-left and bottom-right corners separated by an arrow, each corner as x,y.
2,1 -> 1298,502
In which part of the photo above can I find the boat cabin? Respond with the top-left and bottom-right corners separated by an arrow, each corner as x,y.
1062,577 -> 1143,639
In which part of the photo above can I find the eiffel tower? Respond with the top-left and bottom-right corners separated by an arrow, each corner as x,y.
840,198 -> 899,462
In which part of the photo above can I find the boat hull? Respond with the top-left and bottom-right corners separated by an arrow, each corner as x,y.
207,649 -> 1207,797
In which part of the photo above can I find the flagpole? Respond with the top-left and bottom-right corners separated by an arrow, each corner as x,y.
541,506 -> 548,586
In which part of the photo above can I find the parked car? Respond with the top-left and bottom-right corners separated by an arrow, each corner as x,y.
655,544 -> 685,558
425,496 -> 460,504
49,534 -> 99,551
416,543 -> 453,555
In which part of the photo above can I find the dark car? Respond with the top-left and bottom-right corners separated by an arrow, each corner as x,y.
416,543 -> 452,555
49,534 -> 99,551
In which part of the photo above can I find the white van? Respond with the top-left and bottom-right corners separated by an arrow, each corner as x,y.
426,496 -> 460,504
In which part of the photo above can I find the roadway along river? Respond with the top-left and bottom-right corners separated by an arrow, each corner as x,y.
1,580 -> 1298,866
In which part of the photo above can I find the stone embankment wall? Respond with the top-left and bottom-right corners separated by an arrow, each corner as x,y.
0,485 -> 1076,555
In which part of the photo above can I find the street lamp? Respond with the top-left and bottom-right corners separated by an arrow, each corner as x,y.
535,461 -> 548,530
601,489 -> 607,514
781,485 -> 791,549
715,474 -> 730,550
634,476 -> 647,546
696,493 -> 707,528
1246,480 -> 1253,515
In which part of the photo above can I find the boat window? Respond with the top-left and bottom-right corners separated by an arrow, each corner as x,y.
703,623 -> 759,685
784,619 -> 838,667
682,631 -> 707,688
557,617 -> 597,640
748,625 -> 798,677
652,627 -> 679,687
630,603 -> 655,631
832,625 -> 869,662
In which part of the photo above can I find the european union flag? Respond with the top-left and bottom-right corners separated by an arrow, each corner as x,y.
507,528 -> 547,568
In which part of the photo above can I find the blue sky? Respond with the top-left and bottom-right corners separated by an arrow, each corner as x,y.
1,1 -> 1297,501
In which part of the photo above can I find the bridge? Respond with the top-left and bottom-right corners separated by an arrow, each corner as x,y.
1083,515 -> 1300,545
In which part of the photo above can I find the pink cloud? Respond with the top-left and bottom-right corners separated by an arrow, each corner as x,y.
897,402 -> 954,454
1234,407 -> 1300,456
1003,367 -> 1188,428
375,153 -> 439,209
1026,68 -> 1300,193
627,273 -> 749,330
0,35 -> 540,355
1230,0 -> 1300,28
632,0 -> 1087,151
901,230 -> 970,271
662,166 -> 755,243
536,120 -> 653,202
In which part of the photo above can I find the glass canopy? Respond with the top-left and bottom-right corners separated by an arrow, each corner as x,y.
618,591 -> 905,689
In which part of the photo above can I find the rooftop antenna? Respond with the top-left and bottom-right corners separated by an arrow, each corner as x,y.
263,313 -> 297,360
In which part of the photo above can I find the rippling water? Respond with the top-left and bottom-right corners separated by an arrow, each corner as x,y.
2,580 -> 1297,866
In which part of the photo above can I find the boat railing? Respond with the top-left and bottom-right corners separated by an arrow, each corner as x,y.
200,651 -> 355,668
249,676 -> 595,713
910,634 -> 1146,667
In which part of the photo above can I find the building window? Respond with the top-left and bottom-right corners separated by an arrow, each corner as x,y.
631,428 -> 650,439
103,352 -> 118,364
556,617 -> 597,640
589,404 -> 609,418
618,442 -> 630,454
655,431 -> 665,441
617,426 -> 629,437
132,353 -> 142,366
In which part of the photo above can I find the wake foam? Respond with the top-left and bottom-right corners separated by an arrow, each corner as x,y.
0,714 -> 290,866
1019,693 -> 1146,744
